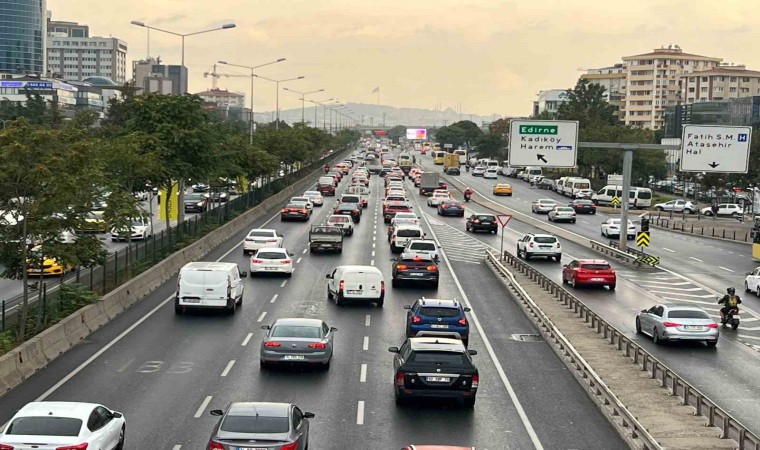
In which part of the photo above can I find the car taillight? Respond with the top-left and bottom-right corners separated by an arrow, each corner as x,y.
412,316 -> 422,323
441,204 -> 449,209
380,281 -> 385,292
281,208 -> 288,213
458,318 -> 467,326
252,259 -> 263,263
662,322 -> 681,328
281,260 -> 292,264
265,341 -> 281,347
396,372 -> 406,386
56,445 -> 88,450
396,264 -> 408,270
308,342 -> 327,349
300,209 -> 307,214
0,445 -> 14,450
472,374 -> 479,389
473,219 -> 480,224
339,280 -> 345,291
556,243 -> 560,248
280,442 -> 299,450
427,265 -> 438,271
707,323 -> 719,329
207,443 -> 224,450
389,227 -> 394,233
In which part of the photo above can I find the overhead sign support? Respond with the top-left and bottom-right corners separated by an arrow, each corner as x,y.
680,125 -> 752,173
508,120 -> 579,168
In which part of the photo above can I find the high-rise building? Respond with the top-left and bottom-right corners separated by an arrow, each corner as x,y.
679,65 -> 760,104
622,45 -> 721,129
0,0 -> 47,75
532,89 -> 569,117
580,64 -> 627,119
132,58 -> 187,95
46,17 -> 127,85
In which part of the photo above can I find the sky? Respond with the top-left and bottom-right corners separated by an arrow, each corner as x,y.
49,0 -> 760,117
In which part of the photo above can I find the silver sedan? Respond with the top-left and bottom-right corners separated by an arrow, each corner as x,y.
636,304 -> 719,347
260,318 -> 337,370
531,199 -> 559,214
548,206 -> 577,223
208,402 -> 314,450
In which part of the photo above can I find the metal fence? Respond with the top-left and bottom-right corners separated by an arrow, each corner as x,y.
0,152 -> 343,335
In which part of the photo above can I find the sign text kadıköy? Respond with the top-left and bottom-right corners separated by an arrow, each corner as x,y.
680,125 -> 752,174
508,119 -> 579,168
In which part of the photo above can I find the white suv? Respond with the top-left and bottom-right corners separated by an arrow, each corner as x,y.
390,224 -> 424,253
516,233 -> 562,261
401,239 -> 439,261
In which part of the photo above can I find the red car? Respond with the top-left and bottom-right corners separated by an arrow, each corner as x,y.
383,201 -> 413,224
317,183 -> 335,196
562,259 -> 616,290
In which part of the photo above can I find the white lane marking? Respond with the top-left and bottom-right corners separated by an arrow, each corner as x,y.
242,333 -> 253,346
296,257 -> 302,264
221,360 -> 236,377
649,291 -> 714,298
662,247 -> 676,253
690,257 -> 704,262
637,280 -> 691,286
257,312 -> 267,322
581,220 -> 590,224
270,294 -> 278,304
363,336 -> 369,351
360,364 -> 367,382
738,334 -> 760,341
420,202 -> 544,450
194,395 -> 213,418
371,251 -> 375,257
370,259 -> 375,266
372,243 -> 376,248
639,286 -> 703,292
172,446 -> 182,450
719,266 -> 735,273
302,248 -> 307,254
280,280 -> 288,288
117,359 -> 134,373
365,314 -> 371,327
356,401 -> 365,425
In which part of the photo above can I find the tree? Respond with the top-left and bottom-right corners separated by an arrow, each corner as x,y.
488,118 -> 510,136
386,125 -> 406,142
557,79 -> 617,128
474,133 -> 505,159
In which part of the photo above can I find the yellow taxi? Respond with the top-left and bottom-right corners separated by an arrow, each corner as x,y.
493,183 -> 513,196
79,211 -> 108,233
26,246 -> 70,276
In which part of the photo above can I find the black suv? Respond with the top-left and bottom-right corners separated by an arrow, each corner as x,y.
391,255 -> 439,288
465,214 -> 497,234
388,337 -> 479,408
184,193 -> 210,212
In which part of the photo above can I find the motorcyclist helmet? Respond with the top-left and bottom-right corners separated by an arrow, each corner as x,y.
727,287 -> 735,295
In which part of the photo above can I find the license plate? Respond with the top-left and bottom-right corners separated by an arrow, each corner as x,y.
182,298 -> 200,303
347,290 -> 361,294
481,221 -> 491,224
431,324 -> 449,329
283,355 -> 305,360
264,267 -> 279,271
539,246 -> 551,249
591,278 -> 605,282
684,325 -> 703,330
409,273 -> 424,276
733,315 -> 741,320
237,447 -> 267,450
426,376 -> 450,382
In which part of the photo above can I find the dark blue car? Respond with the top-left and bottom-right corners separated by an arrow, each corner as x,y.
404,298 -> 471,346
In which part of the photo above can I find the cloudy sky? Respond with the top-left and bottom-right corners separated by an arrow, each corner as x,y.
49,0 -> 760,117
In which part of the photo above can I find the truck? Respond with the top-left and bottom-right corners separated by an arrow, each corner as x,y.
398,152 -> 414,174
309,225 -> 344,253
419,172 -> 440,196
443,153 -> 460,170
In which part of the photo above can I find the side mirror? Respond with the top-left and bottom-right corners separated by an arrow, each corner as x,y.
240,271 -> 248,279
640,309 -> 648,313
261,325 -> 271,330
210,409 -> 224,416
289,252 -> 294,257
747,272 -> 752,276
468,349 -> 478,355
388,346 -> 399,353
562,264 -> 569,268
403,305 -> 411,310
330,326 -> 338,331
325,274 -> 332,279
112,412 -> 123,419
463,307 -> 471,312
303,412 -> 316,419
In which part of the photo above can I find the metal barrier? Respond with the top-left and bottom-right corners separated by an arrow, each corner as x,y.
588,239 -> 650,268
488,250 -> 760,450
485,251 -> 662,450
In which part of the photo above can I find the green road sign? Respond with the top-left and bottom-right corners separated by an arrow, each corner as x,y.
519,125 -> 558,135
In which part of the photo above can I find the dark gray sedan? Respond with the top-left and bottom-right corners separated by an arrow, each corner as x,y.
260,318 -> 336,370
208,402 -> 314,450
437,199 -> 465,217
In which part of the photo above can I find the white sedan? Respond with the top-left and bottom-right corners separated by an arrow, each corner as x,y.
427,192 -> 451,207
243,228 -> 283,254
484,168 -> 499,179
745,267 -> 760,296
290,196 -> 314,210
303,190 -> 324,206
575,189 -> 595,199
0,401 -> 125,449
250,247 -> 294,276
601,219 -> 636,239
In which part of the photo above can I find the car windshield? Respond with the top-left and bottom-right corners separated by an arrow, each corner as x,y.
534,236 -> 557,243
420,307 -> 460,317
396,214 -> 417,219
304,191 -> 319,196
667,310 -> 711,319
220,415 -> 290,434
271,326 -> 322,338
311,226 -> 341,235
410,242 -> 436,251
581,263 -> 611,270
186,194 -> 203,201
250,231 -> 275,238
6,417 -> 82,436
337,204 -> 356,210
575,200 -> 592,205
286,203 -> 305,209
256,251 -> 286,259
409,351 -> 466,365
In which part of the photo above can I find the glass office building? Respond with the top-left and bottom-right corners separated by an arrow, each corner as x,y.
0,0 -> 47,75
664,96 -> 760,138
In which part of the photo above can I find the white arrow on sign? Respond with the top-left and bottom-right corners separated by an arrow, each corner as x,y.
680,125 -> 752,173
508,119 -> 579,168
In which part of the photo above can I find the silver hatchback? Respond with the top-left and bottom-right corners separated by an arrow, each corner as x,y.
636,304 -> 719,347
208,402 -> 314,450
260,318 -> 337,370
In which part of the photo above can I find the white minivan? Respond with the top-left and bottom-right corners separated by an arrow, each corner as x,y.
326,265 -> 385,307
562,178 -> 591,197
175,262 -> 247,314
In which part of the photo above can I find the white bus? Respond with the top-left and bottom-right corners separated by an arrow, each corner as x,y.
453,149 -> 468,165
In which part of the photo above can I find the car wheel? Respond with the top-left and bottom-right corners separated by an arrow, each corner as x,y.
635,318 -> 642,334
174,304 -> 183,314
554,255 -> 562,262
756,286 -> 760,297
286,271 -> 293,278
394,391 -> 406,406
652,328 -> 661,344
746,282 -> 750,293
466,224 -> 471,232
608,283 -> 616,291
115,425 -> 125,450
327,287 -> 333,300
524,252 -> 532,260
432,279 -> 439,289
656,206 -> 664,211
376,297 -> 384,307
462,396 -> 476,409
516,246 -> 522,258
562,275 -> 568,284
706,340 -> 718,348
571,219 -> 576,223
392,278 -> 399,288
705,211 -> 713,216
260,359 -> 268,369
227,302 -> 236,315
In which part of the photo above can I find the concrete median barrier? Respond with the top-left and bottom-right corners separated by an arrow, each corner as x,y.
80,303 -> 108,332
102,295 -> 125,320
38,324 -> 72,361
0,352 -> 23,393
16,338 -> 47,379
60,312 -> 89,345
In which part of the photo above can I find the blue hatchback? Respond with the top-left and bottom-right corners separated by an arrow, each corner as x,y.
404,298 -> 471,346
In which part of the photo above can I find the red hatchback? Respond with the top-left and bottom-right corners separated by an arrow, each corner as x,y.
562,259 -> 616,290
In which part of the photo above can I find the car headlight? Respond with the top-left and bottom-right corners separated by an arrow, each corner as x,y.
196,202 -> 203,207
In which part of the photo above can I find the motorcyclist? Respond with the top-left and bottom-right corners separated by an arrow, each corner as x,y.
324,164 -> 330,174
465,164 -> 470,172
463,187 -> 474,202
718,287 -> 742,320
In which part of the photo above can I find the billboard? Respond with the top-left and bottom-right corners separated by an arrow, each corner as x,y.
406,128 -> 427,140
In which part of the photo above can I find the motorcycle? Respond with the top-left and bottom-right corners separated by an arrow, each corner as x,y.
721,307 -> 740,330
464,193 -> 472,203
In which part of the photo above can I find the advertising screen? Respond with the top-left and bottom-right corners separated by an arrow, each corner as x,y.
406,128 -> 427,140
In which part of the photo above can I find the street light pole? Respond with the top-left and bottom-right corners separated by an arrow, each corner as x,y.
282,87 -> 324,126
309,97 -> 333,131
253,75 -> 305,130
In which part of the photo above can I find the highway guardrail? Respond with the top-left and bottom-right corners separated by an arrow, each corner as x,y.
486,250 -> 759,450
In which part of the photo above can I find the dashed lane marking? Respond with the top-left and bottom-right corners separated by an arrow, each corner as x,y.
241,333 -> 253,346
221,360 -> 235,377
257,312 -> 267,322
194,396 -> 213,418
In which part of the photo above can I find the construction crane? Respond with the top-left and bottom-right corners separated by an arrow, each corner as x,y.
202,64 -> 250,89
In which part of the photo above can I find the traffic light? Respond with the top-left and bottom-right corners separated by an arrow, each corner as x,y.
641,217 -> 650,233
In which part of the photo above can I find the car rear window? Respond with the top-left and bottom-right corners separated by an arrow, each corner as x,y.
271,326 -> 321,338
555,208 -> 574,212
667,310 -> 711,319
477,215 -> 495,221
330,216 -> 349,223
256,251 -> 286,259
533,236 -> 557,243
389,205 -> 410,211
410,242 -> 436,251
6,417 -> 82,436
397,229 -> 422,238
421,307 -> 460,317
581,263 -> 611,270
221,415 -> 290,433
409,351 -> 466,365
342,196 -> 360,203
249,231 -> 275,237
312,226 -> 342,235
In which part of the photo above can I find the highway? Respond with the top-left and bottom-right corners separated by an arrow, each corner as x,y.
416,154 -> 760,433
0,156 -> 623,449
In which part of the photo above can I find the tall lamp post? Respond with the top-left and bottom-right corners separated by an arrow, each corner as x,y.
282,87 -> 324,125
253,75 -> 305,129
217,58 -> 286,143
130,21 -> 236,94
308,98 -> 333,130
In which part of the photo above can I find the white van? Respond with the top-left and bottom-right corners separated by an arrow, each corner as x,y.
591,185 -> 653,208
486,160 -> 500,169
524,166 -> 543,180
175,262 -> 247,314
562,178 -> 591,197
326,265 -> 384,307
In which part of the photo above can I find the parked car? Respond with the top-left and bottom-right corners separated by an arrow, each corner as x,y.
654,199 -> 696,214
700,203 -> 743,217
184,193 -> 210,213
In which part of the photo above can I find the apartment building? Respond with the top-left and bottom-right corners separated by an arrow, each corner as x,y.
532,89 -> 569,117
580,64 -> 626,119
196,88 -> 245,107
680,65 -> 760,103
622,45 -> 721,129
